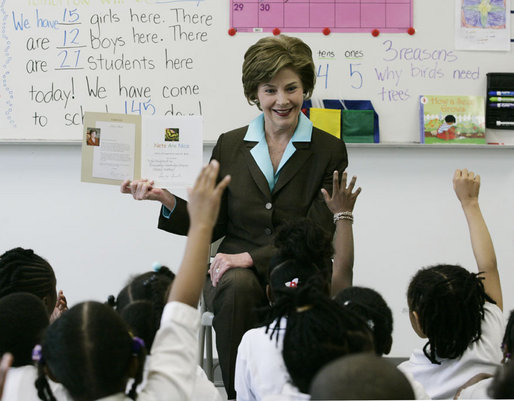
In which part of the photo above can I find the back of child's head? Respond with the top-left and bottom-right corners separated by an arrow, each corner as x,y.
407,264 -> 494,364
278,283 -> 374,393
309,353 -> 415,400
107,265 -> 175,350
335,286 -> 393,356
268,218 -> 333,300
0,247 -> 56,316
0,292 -> 49,367
36,301 -> 146,401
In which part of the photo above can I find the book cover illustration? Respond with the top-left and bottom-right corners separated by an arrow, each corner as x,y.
420,95 -> 486,144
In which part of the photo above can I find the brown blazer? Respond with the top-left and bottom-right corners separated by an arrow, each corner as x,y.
158,125 -> 348,276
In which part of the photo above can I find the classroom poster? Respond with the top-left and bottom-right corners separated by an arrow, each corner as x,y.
81,112 -> 203,188
455,0 -> 511,51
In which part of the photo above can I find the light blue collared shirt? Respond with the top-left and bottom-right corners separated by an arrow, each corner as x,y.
163,112 -> 313,218
244,113 -> 312,191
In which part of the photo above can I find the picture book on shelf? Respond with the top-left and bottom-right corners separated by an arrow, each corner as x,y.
419,95 -> 486,144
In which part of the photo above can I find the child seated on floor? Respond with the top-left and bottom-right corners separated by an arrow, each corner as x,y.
33,160 -> 230,401
398,169 -> 504,399
309,353 -> 415,400
0,293 -> 70,401
235,172 -> 362,401
109,265 -> 222,401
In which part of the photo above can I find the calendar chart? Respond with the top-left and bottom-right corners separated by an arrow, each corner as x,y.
230,0 -> 413,33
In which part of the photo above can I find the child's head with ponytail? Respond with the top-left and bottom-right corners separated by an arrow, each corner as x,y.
407,264 -> 495,364
35,301 -> 146,401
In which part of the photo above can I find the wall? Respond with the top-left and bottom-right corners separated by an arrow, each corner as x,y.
1,0 -> 513,143
1,143 -> 513,357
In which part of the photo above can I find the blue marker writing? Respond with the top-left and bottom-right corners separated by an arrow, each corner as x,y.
489,103 -> 514,108
489,97 -> 514,102
488,91 -> 514,96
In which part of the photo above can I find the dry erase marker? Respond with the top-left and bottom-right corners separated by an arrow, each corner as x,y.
496,121 -> 514,127
488,91 -> 514,96
489,103 -> 514,108
489,97 -> 514,102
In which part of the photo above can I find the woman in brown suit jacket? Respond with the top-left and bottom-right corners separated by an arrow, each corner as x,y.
121,35 -> 348,399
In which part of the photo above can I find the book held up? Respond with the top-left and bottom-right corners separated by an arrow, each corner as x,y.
81,112 -> 203,188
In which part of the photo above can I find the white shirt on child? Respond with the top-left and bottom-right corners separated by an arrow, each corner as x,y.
398,302 -> 505,400
2,365 -> 72,401
456,376 -> 493,399
97,301 -> 200,401
235,318 -> 303,401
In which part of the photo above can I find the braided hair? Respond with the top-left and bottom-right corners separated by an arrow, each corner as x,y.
407,264 -> 495,364
35,301 -> 146,401
268,218 -> 333,297
108,266 -> 175,350
0,248 -> 56,315
260,218 -> 333,331
274,283 -> 374,393
334,286 -> 394,356
0,292 -> 49,367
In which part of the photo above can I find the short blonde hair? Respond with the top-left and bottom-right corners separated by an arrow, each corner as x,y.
242,35 -> 316,108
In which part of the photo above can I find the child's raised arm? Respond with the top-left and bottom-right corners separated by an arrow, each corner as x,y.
321,171 -> 361,296
168,160 -> 231,307
453,169 -> 502,310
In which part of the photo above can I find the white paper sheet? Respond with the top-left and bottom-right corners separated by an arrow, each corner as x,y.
140,115 -> 203,188
92,121 -> 136,181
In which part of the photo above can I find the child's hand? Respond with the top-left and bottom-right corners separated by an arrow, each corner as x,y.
187,160 -> 231,229
50,290 -> 68,323
453,169 -> 480,205
321,171 -> 361,214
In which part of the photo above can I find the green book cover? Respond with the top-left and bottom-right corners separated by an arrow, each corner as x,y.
420,95 -> 486,144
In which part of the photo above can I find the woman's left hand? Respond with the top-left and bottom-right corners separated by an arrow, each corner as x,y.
209,252 -> 253,287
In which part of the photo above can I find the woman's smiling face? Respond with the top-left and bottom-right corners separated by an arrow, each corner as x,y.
256,67 -> 304,137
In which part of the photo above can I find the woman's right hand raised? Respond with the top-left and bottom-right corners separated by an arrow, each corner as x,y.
120,179 -> 176,210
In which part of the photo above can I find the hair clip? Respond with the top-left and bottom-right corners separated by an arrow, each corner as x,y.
367,319 -> 375,330
32,344 -> 43,363
152,261 -> 162,272
132,336 -> 145,355
285,278 -> 299,288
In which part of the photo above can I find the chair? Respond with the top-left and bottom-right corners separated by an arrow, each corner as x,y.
198,237 -> 223,384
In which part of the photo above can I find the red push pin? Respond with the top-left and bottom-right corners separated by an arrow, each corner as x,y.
228,27 -> 237,36
272,27 -> 281,35
407,27 -> 416,35
322,27 -> 331,36
371,28 -> 380,37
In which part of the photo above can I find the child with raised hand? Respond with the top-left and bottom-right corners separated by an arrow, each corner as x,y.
398,169 -> 504,400
34,160 -> 230,401
109,264 -> 222,400
321,171 -> 361,296
235,172 -> 361,401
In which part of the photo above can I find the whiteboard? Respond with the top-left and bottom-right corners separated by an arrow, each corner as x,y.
0,0 -> 513,143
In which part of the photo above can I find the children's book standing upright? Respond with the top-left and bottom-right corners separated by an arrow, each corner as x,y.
420,95 -> 486,144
